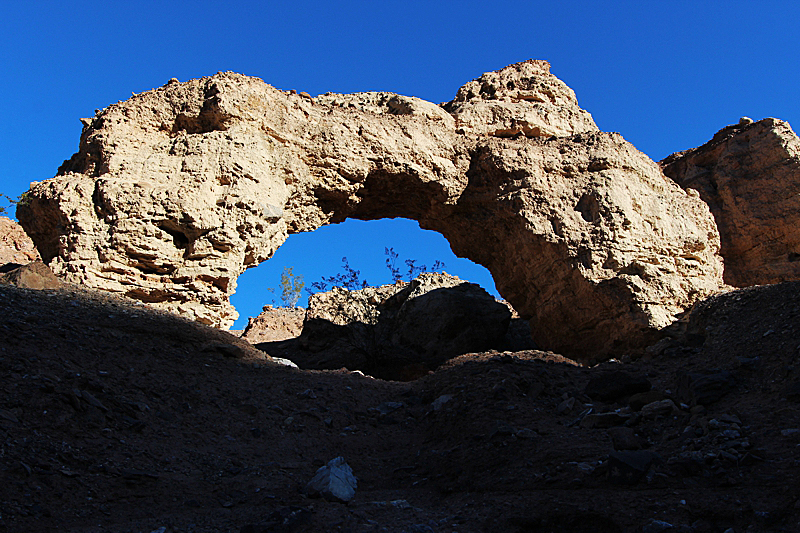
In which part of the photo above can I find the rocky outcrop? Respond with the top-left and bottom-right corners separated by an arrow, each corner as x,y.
17,61 -> 724,357
272,272 -> 512,379
0,217 -> 40,265
661,118 -> 800,287
240,305 -> 305,343
442,60 -> 599,138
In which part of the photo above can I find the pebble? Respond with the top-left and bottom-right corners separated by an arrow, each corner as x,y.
432,395 -> 453,411
557,396 -> 575,414
640,399 -> 678,419
298,388 -> 317,399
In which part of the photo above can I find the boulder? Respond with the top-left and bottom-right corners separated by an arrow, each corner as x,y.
17,61 -> 725,356
0,217 -> 40,265
291,272 -> 512,378
303,457 -> 357,503
661,118 -> 800,287
0,261 -> 62,290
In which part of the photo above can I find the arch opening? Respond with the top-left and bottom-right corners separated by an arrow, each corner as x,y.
231,217 -> 500,329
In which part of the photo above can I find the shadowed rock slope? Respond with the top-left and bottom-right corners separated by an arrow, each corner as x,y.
1,281 -> 800,532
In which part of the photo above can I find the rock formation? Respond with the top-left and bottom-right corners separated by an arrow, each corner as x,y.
661,118 -> 800,287
281,272 -> 512,378
17,60 -> 724,357
240,305 -> 305,344
0,217 -> 40,265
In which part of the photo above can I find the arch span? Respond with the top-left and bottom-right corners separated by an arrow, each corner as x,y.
18,62 -> 724,357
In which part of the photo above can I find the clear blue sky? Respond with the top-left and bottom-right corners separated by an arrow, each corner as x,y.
2,1 -> 798,328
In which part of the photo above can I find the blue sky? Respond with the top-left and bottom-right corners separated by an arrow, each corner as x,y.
2,1 -> 798,327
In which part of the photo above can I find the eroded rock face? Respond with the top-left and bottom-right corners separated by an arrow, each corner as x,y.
17,61 -> 724,356
0,217 -> 41,265
661,118 -> 800,287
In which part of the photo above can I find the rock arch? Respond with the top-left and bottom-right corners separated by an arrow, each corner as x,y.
18,61 -> 724,357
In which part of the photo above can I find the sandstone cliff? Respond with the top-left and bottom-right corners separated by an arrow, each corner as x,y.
661,118 -> 800,287
17,61 -> 724,357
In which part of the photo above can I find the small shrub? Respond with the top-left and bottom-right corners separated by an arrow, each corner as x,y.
307,257 -> 368,295
385,247 -> 445,283
278,266 -> 304,308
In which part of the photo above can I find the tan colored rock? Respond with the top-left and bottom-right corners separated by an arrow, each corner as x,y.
443,60 -> 598,138
0,217 -> 40,265
661,118 -> 800,287
432,132 -> 724,356
240,305 -> 305,343
17,62 -> 724,357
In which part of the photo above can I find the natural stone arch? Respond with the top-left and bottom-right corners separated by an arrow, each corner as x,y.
18,61 -> 724,357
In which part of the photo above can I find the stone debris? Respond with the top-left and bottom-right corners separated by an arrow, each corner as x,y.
580,412 -> 630,429
239,506 -> 312,533
303,457 -> 357,503
628,390 -> 667,411
0,278 -> 799,531
642,520 -> 675,533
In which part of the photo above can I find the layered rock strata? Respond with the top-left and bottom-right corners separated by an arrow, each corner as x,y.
17,60 -> 724,356
661,118 -> 800,287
